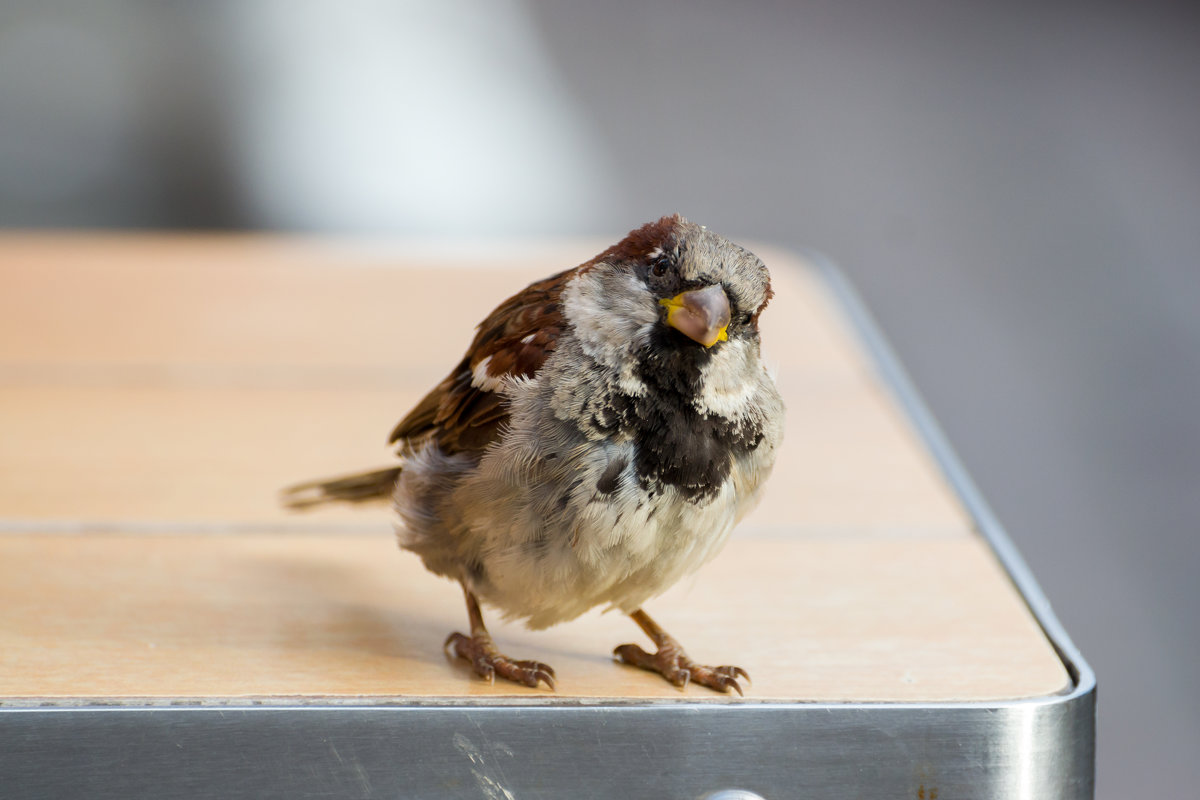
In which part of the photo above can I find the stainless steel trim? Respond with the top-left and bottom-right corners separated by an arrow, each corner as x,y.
0,256 -> 1095,799
1,697 -> 1093,799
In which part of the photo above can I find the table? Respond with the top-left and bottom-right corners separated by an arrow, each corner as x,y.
0,234 -> 1095,798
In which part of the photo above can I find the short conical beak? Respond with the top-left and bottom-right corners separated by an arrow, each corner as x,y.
659,284 -> 731,348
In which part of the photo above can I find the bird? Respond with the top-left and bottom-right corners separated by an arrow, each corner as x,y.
284,215 -> 784,695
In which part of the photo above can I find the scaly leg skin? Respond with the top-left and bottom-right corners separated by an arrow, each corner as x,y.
613,608 -> 749,696
444,585 -> 556,690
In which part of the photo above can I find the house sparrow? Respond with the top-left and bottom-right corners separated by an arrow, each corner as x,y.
285,215 -> 783,695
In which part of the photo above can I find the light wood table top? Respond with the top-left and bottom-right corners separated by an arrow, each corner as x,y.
0,233 -> 1069,704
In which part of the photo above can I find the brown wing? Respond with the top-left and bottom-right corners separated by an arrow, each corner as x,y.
389,268 -> 572,456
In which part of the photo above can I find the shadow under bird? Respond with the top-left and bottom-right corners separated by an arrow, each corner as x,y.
284,215 -> 784,694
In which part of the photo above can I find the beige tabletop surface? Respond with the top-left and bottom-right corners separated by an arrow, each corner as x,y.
0,233 -> 1070,704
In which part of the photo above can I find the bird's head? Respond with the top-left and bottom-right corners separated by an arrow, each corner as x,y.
563,215 -> 773,374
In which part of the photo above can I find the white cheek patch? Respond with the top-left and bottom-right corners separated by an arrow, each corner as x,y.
563,268 -> 657,372
693,339 -> 759,418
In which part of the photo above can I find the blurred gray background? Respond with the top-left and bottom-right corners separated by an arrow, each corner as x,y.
2,0 -> 1196,795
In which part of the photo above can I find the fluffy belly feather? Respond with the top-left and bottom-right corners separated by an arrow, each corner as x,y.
479,479 -> 744,629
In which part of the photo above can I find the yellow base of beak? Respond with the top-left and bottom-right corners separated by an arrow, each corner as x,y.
659,285 -> 731,348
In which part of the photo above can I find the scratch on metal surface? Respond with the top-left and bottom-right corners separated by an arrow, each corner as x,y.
452,732 -> 517,800
328,739 -> 374,796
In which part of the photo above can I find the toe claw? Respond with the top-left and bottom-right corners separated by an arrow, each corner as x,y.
713,665 -> 751,684
444,632 -> 467,654
515,659 -> 556,679
534,669 -> 556,691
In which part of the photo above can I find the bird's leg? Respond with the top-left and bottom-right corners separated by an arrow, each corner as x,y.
613,608 -> 748,696
444,585 -> 556,690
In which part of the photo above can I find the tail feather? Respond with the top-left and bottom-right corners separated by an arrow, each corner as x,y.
281,466 -> 402,510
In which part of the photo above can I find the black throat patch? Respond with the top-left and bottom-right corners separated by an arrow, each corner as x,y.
605,329 -> 764,502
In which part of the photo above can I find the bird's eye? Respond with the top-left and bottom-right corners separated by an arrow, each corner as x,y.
650,258 -> 670,277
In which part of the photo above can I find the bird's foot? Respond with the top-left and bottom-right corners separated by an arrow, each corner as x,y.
613,638 -> 748,696
445,631 -> 556,690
